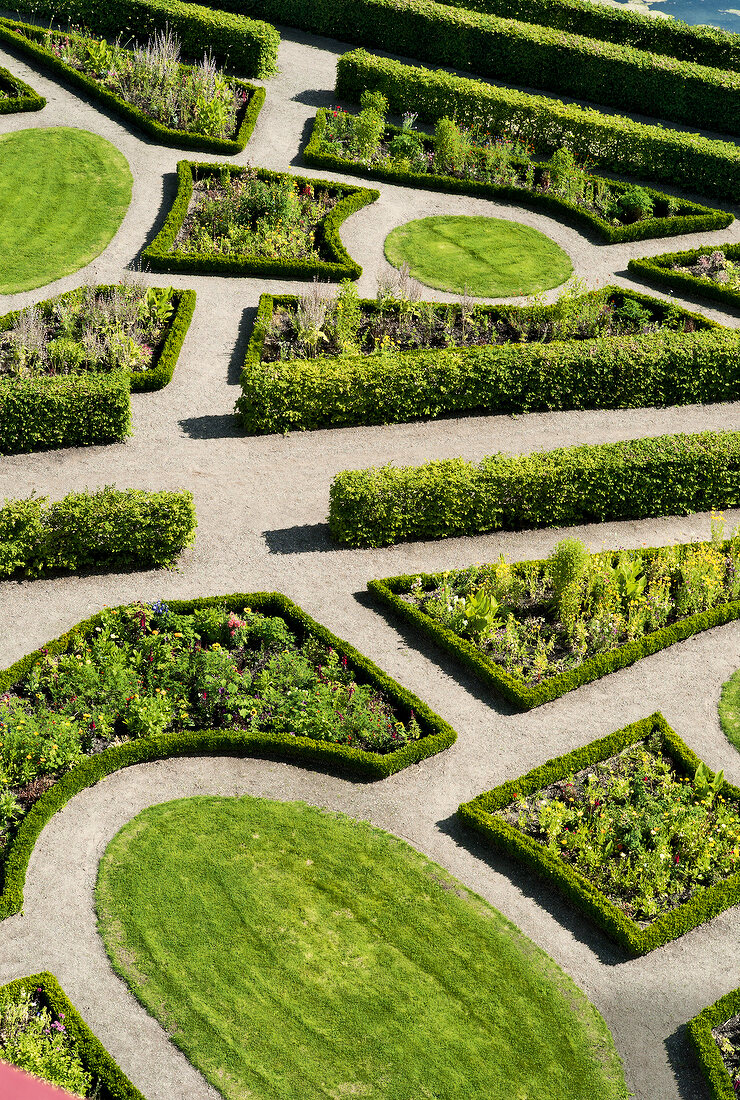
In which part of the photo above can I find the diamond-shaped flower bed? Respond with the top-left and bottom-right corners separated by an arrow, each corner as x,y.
458,712 -> 740,955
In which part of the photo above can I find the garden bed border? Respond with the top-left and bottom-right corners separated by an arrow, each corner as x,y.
457,711 -> 740,954
629,244 -> 740,311
686,987 -> 740,1099
0,62 -> 45,113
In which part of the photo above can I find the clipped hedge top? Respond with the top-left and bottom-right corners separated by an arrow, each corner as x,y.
0,62 -> 45,113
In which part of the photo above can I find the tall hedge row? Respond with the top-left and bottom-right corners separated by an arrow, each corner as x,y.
335,50 -> 740,202
328,431 -> 740,547
0,373 -> 131,455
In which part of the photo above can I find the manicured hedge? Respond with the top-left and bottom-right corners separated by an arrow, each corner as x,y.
0,973 -> 146,1100
369,541 -> 740,709
0,18 -> 265,153
457,712 -> 740,954
0,63 -> 45,113
0,593 -> 456,920
236,290 -> 734,434
328,430 -> 740,548
629,245 -> 740,311
0,487 -> 197,578
199,0 -> 740,134
335,50 -> 740,204
143,161 -> 377,280
8,0 -> 278,76
687,988 -> 740,1100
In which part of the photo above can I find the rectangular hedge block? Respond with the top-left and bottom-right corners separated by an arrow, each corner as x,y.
458,712 -> 740,954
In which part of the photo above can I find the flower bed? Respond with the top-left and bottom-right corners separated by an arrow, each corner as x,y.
687,988 -> 740,1100
0,593 -> 455,921
236,283 -> 730,432
142,161 -> 377,279
629,244 -> 740,312
0,973 -> 145,1099
0,19 -> 264,153
306,102 -> 731,244
369,529 -> 740,708
0,63 -> 45,114
457,712 -> 740,954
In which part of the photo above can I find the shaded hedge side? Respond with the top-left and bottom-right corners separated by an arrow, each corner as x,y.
0,63 -> 45,113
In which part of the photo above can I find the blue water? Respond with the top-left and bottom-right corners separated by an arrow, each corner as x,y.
607,0 -> 740,34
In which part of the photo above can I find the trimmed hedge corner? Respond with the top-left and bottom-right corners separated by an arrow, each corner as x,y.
335,49 -> 740,204
142,161 -> 377,280
0,18 -> 265,153
629,245 -> 740,311
0,973 -> 147,1099
236,290 -> 732,434
368,542 -> 740,709
0,487 -> 197,578
687,988 -> 740,1100
7,0 -> 278,75
329,431 -> 740,548
305,109 -> 732,244
0,593 -> 456,921
457,712 -> 740,954
0,63 -> 45,113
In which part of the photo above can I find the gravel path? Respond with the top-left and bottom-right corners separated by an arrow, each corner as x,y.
2,23 -> 740,1100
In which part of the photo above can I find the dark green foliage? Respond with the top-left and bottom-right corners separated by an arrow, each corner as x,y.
629,245 -> 740,311
0,373 -> 131,455
0,64 -> 45,113
687,989 -> 740,1099
305,110 -> 732,244
0,487 -> 197,578
368,552 -> 740,709
330,432 -> 740,548
142,161 -> 377,280
0,973 -> 146,1100
0,18 -> 265,153
457,712 -> 740,954
0,593 -> 455,921
6,0 -> 278,75
335,50 -> 740,203
236,290 -> 734,433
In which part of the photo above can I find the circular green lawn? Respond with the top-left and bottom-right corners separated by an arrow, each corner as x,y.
97,796 -> 629,1100
719,668 -> 740,752
0,127 -> 132,294
384,214 -> 573,297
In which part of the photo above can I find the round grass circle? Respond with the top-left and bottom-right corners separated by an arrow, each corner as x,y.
384,214 -> 573,297
97,795 -> 629,1100
0,127 -> 132,295
719,668 -> 740,752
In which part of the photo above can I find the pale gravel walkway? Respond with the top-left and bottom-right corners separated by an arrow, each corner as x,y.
2,23 -> 740,1100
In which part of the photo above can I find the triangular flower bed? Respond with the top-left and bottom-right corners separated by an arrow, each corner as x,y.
0,62 -> 45,114
629,243 -> 740,311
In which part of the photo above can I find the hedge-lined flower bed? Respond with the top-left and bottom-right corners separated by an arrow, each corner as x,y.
0,487 -> 196,579
687,988 -> 740,1099
329,431 -> 740,548
143,161 -> 376,279
629,245 -> 740,311
369,530 -> 740,709
306,104 -> 731,244
458,712 -> 740,954
335,50 -> 740,205
0,63 -> 45,113
0,19 -> 264,153
0,973 -> 145,1099
0,593 -> 455,921
0,283 -> 195,454
236,285 -> 729,432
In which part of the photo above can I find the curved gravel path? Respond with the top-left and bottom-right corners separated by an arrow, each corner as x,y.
2,22 -> 740,1100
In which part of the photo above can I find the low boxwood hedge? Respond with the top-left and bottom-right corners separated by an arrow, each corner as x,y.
236,290 -> 735,434
0,63 -> 45,113
0,18 -> 265,153
335,49 -> 740,204
328,430 -> 740,548
687,988 -> 740,1099
368,542 -> 740,709
305,109 -> 732,244
0,593 -> 456,920
142,161 -> 377,280
0,972 -> 146,1100
8,0 -> 278,75
0,487 -> 197,578
629,245 -> 740,311
457,711 -> 740,954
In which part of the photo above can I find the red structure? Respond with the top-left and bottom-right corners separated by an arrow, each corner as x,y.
0,1060 -> 80,1098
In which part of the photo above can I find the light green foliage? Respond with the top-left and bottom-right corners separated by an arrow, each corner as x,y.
464,588 -> 503,637
96,796 -> 630,1100
0,987 -> 92,1096
332,280 -> 362,353
548,538 -> 590,633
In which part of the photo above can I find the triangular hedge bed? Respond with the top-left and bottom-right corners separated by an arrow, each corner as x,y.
0,62 -> 44,114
